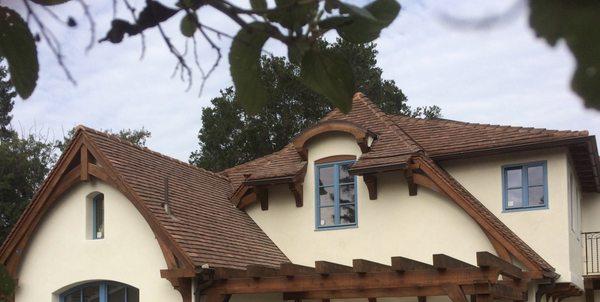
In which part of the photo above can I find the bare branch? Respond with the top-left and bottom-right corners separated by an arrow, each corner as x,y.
75,0 -> 96,52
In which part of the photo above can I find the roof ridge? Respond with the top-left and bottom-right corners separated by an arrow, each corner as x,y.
75,125 -> 231,182
392,115 -> 589,136
353,93 -> 423,152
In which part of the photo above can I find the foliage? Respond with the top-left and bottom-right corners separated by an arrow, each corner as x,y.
190,39 -> 441,172
0,60 -> 17,140
0,264 -> 15,299
57,127 -> 151,152
529,0 -> 600,109
0,0 -> 403,114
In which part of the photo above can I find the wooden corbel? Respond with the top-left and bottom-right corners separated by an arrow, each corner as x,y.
289,182 -> 303,207
404,168 -> 418,196
363,174 -> 378,200
256,187 -> 269,211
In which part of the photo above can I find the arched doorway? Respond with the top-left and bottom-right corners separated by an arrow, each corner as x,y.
59,281 -> 139,302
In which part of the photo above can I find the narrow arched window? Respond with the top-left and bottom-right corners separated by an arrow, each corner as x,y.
60,281 -> 139,302
92,193 -> 104,239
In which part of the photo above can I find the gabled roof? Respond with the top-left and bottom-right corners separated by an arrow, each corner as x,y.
0,127 -> 289,277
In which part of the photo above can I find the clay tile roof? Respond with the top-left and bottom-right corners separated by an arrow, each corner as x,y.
390,115 -> 590,159
81,127 -> 289,269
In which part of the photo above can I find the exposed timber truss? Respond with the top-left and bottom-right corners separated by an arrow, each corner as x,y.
161,252 -> 529,302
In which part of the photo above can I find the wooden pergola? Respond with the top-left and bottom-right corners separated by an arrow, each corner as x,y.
193,252 -> 528,302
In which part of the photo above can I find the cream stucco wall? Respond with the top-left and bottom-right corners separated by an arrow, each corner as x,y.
441,148 -> 580,286
246,132 -> 495,269
15,180 -> 182,302
582,192 -> 600,232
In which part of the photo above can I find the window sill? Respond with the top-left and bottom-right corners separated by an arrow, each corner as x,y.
315,224 -> 358,231
502,205 -> 548,213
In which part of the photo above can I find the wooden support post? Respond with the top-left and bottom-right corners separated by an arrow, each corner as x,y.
418,296 -> 427,302
585,290 -> 594,302
80,145 -> 89,181
474,294 -> 491,302
443,284 -> 468,302
363,174 -> 378,200
368,298 -> 377,302
257,187 -> 268,211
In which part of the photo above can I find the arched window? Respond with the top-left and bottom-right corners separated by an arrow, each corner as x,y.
60,281 -> 139,302
92,193 -> 104,239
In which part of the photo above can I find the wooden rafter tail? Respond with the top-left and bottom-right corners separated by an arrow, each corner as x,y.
390,256 -> 435,273
404,168 -> 418,196
212,267 -> 247,280
432,254 -> 476,271
352,259 -> 390,274
315,261 -> 353,275
246,264 -> 279,278
279,263 -> 316,277
363,174 -> 378,200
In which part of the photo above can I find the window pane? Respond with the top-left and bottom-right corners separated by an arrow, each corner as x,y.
318,186 -> 334,206
529,186 -> 545,206
506,168 -> 522,188
339,163 -> 354,184
339,184 -> 355,205
127,287 -> 139,302
506,188 -> 523,208
528,165 -> 544,186
83,285 -> 100,302
94,194 -> 104,239
108,282 -> 127,302
318,166 -> 334,186
63,290 -> 81,302
340,205 -> 356,224
319,207 -> 335,227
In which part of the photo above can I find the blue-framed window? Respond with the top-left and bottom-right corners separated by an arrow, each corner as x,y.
315,160 -> 357,229
502,161 -> 548,211
60,281 -> 139,302
92,194 -> 104,239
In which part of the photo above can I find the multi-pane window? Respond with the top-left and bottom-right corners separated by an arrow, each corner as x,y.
60,281 -> 139,302
503,162 -> 548,211
93,193 -> 104,239
315,160 -> 357,229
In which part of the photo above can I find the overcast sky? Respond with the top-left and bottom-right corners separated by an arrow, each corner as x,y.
10,0 -> 600,162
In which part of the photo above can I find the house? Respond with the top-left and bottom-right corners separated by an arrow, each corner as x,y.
1,92 -> 600,302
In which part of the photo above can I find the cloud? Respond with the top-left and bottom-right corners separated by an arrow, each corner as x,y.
11,0 -> 600,163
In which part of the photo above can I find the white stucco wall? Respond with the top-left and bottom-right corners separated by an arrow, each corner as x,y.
441,148 -> 579,286
246,132 -> 495,269
15,180 -> 181,302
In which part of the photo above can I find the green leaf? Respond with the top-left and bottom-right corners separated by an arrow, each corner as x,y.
250,0 -> 267,11
337,0 -> 401,43
300,49 -> 355,113
269,0 -> 317,30
180,14 -> 196,37
229,23 -> 270,113
29,0 -> 70,6
318,16 -> 352,31
0,6 -> 39,99
338,2 -> 377,22
287,38 -> 311,65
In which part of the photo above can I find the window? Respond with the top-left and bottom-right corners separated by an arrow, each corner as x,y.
93,193 -> 104,239
502,162 -> 548,211
315,160 -> 357,229
60,281 -> 139,302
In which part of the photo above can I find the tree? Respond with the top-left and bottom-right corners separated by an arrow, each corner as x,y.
190,39 -> 441,172
56,127 -> 152,152
0,59 -> 16,140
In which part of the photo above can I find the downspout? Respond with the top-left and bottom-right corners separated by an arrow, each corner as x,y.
194,265 -> 215,302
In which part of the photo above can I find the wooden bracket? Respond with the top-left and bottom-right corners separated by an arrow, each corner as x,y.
256,187 -> 269,211
80,145 -> 89,181
363,174 -> 378,200
289,182 -> 303,207
443,284 -> 468,302
404,169 -> 418,196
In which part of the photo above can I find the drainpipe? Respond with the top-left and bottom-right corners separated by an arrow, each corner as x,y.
194,264 -> 215,302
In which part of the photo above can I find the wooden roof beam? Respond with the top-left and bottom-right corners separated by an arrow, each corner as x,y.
476,251 -> 524,281
280,263 -> 316,277
315,261 -> 353,275
352,259 -> 390,274
246,264 -> 279,278
391,256 -> 435,273
433,254 -> 476,271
